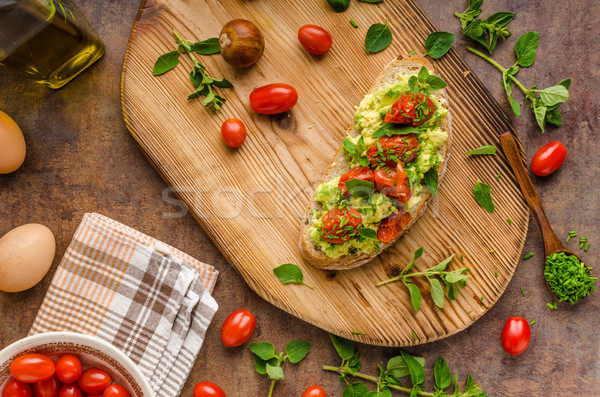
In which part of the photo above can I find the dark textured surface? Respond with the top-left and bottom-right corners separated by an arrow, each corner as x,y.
1,1 -> 598,395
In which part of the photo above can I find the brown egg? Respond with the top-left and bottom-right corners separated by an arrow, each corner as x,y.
0,110 -> 26,174
0,224 -> 56,293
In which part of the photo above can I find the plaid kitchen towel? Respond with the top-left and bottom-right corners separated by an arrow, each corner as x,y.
29,213 -> 219,396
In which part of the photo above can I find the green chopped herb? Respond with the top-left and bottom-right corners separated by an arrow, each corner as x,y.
408,50 -> 416,55
569,231 -> 577,236
523,252 -> 535,260
352,331 -> 366,335
496,171 -> 501,180
466,310 -> 473,314
480,296 -> 484,302
580,242 -> 585,249
544,252 -> 597,304
529,320 -> 536,325
494,272 -> 498,278
507,218 -> 512,224
584,243 -> 590,252
566,236 -> 572,243
350,19 -> 358,28
580,237 -> 587,243
521,288 -> 525,297
489,249 -> 494,254
546,301 -> 558,310
411,331 -> 418,340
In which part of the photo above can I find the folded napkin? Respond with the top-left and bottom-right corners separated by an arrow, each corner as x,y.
29,213 -> 219,396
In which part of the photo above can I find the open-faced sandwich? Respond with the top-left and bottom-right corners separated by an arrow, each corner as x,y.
300,55 -> 452,270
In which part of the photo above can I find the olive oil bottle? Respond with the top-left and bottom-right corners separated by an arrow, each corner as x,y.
0,0 -> 104,88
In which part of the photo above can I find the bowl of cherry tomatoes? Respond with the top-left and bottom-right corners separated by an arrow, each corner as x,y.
0,332 -> 154,397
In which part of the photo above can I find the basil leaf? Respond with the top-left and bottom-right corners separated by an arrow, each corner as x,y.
444,272 -> 470,283
188,84 -> 209,100
343,382 -> 369,397
406,283 -> 422,312
408,75 -> 419,93
212,78 -> 234,88
538,84 -> 569,107
359,228 -> 378,240
429,278 -> 445,308
365,20 -> 393,53
273,263 -> 304,284
387,355 -> 426,379
285,340 -> 312,363
343,138 -> 357,154
423,168 -> 438,196
515,31 -> 539,68
191,37 -> 220,55
418,66 -> 429,83
445,281 -> 459,300
454,0 -> 483,29
484,12 -> 515,28
533,104 -> 548,132
425,31 -> 455,59
329,333 -> 355,360
434,357 -> 452,390
558,78 -> 571,89
345,179 -> 375,198
473,180 -> 495,213
465,145 -> 497,155
266,363 -> 284,380
249,342 -> 275,360
372,123 -> 420,138
253,354 -> 277,375
326,0 -> 350,12
425,75 -> 447,91
545,108 -> 562,127
427,254 -> 455,273
153,50 -> 179,75
401,351 -> 426,386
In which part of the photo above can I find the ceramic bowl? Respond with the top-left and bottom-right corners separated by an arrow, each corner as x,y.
0,332 -> 155,397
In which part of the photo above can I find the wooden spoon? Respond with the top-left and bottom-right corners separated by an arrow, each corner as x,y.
498,132 -> 589,302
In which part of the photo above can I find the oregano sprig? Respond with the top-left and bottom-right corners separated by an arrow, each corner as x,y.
408,66 -> 447,96
455,0 -> 515,54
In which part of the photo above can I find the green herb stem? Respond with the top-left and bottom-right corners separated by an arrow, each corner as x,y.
376,276 -> 400,286
467,46 -> 529,94
267,379 -> 277,397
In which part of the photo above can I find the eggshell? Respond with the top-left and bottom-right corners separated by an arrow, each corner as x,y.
0,224 -> 56,293
0,110 -> 26,174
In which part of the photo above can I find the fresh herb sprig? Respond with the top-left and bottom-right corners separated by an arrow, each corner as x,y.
250,340 -> 312,397
273,264 -> 314,289
324,334 -> 487,396
342,136 -> 370,167
376,248 -> 471,311
455,0 -> 515,54
409,66 -> 447,96
153,30 -> 233,110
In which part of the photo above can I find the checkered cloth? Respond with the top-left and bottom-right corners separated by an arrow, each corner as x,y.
29,213 -> 219,396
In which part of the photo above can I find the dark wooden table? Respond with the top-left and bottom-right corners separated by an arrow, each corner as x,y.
1,1 -> 599,395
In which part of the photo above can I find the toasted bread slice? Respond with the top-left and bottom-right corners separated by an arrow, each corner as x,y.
299,55 -> 452,270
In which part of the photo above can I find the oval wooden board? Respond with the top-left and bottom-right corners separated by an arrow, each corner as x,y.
121,0 -> 529,346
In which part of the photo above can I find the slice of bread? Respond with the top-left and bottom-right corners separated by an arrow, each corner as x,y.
299,55 -> 452,270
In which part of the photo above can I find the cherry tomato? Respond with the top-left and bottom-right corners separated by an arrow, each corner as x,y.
32,375 -> 61,397
220,309 -> 257,347
58,384 -> 82,397
377,210 -> 411,243
373,165 -> 413,202
77,369 -> 111,395
501,317 -> 531,356
367,135 -> 419,168
531,141 -> 567,176
220,118 -> 247,148
102,385 -> 129,397
302,385 -> 326,397
10,354 -> 56,383
385,93 -> 435,126
298,25 -> 332,55
338,166 -> 374,195
2,379 -> 32,397
193,382 -> 225,397
55,355 -> 82,384
249,83 -> 298,114
321,206 -> 362,244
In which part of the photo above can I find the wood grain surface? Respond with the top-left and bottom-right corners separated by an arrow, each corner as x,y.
121,0 -> 529,346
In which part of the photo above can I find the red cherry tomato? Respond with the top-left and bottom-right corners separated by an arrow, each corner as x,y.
2,379 -> 32,397
9,354 -> 56,383
220,309 -> 257,347
385,93 -> 435,126
298,25 -> 332,55
76,369 -> 111,395
338,166 -> 374,195
249,84 -> 298,114
221,118 -> 247,148
367,135 -> 419,168
55,355 -> 82,384
193,382 -> 225,397
58,384 -> 82,397
32,375 -> 61,397
321,206 -> 362,244
373,165 -> 413,202
501,317 -> 531,356
101,385 -> 129,397
302,385 -> 326,397
377,210 -> 411,243
531,141 -> 567,176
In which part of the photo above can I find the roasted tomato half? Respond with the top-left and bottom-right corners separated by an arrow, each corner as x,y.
377,210 -> 411,243
321,206 -> 362,244
338,166 -> 374,195
367,134 -> 419,168
373,164 -> 413,202
384,93 -> 435,126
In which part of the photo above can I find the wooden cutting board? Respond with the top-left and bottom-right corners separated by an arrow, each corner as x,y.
121,0 -> 529,346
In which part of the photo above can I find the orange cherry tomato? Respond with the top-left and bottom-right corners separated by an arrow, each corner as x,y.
102,385 -> 130,397
384,93 -> 435,126
377,210 -> 411,243
9,354 -> 55,383
366,135 -> 419,168
221,118 -> 247,148
58,384 -> 82,397
193,382 -> 226,397
298,25 -> 332,55
2,379 -> 32,397
321,206 -> 362,244
55,355 -> 82,384
77,369 -> 111,395
221,309 -> 257,347
338,166 -> 374,195
32,375 -> 61,397
373,165 -> 413,202
531,141 -> 567,176
249,83 -> 298,114
501,317 -> 531,356
302,385 -> 326,397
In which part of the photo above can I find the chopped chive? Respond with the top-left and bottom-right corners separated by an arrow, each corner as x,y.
569,231 -> 577,236
496,171 -> 501,180
584,243 -> 589,252
580,242 -> 585,249
546,301 -> 558,310
544,252 -> 596,304
580,237 -> 587,243
480,296 -> 484,302
523,252 -> 535,260
566,236 -> 571,243
507,218 -> 512,224
521,288 -> 525,297
352,331 -> 366,335
408,50 -> 416,55
460,254 -> 464,261
411,331 -> 418,340
529,320 -> 536,325
489,249 -> 494,254
494,272 -> 498,278
466,310 -> 473,314
350,19 -> 358,28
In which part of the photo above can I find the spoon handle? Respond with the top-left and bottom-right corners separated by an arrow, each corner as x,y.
498,132 -> 562,254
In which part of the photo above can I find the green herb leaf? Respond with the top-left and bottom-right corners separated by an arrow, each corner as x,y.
465,145 -> 497,155
352,331 -> 367,335
427,254 -> 455,273
343,382 -> 369,397
454,0 -> 483,29
402,246 -> 424,274
523,252 -> 535,260
484,11 -> 516,28
326,0 -> 350,12
387,355 -> 426,379
372,123 -> 420,138
329,333 -> 355,360
429,278 -> 445,308
249,342 -> 275,360
434,357 -> 452,390
153,50 -> 180,75
423,168 -> 439,196
425,74 -> 447,91
538,84 -> 569,107
473,180 -> 495,213
285,340 -> 312,363
266,363 -> 284,380
211,78 -> 234,88
418,66 -> 429,82
191,38 -> 220,55
406,283 -> 422,312
346,179 -> 375,198
502,72 -> 521,116
463,374 -> 486,396
515,31 -> 539,67
359,228 -> 378,240
425,31 -> 455,59
408,75 -> 419,93
273,263 -> 314,289
365,20 -> 393,53
401,351 -> 425,386
533,104 -> 548,132
253,354 -> 277,375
